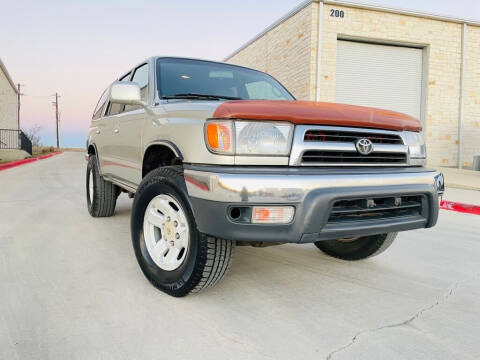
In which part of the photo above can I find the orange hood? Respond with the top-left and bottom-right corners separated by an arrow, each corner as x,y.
212,100 -> 421,132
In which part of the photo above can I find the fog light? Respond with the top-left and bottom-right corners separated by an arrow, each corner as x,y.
251,206 -> 294,224
434,173 -> 445,195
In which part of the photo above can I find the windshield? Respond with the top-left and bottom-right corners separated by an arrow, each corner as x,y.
156,58 -> 294,101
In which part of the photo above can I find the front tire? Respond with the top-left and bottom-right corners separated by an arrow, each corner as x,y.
86,154 -> 118,217
131,166 -> 235,297
314,233 -> 397,261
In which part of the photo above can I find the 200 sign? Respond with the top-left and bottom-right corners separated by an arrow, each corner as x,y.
330,9 -> 345,18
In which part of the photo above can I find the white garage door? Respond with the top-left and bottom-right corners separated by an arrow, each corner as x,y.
336,40 -> 423,120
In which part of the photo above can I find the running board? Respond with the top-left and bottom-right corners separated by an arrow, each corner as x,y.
104,175 -> 137,193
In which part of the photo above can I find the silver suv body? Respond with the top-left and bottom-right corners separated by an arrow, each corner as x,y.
86,57 -> 444,296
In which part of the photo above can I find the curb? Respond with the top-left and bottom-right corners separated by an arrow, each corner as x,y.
0,151 -> 63,171
440,200 -> 480,215
445,184 -> 480,191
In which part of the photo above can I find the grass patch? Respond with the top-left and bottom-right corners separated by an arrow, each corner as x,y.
33,146 -> 57,157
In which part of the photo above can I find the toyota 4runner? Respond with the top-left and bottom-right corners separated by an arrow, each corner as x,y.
86,57 -> 444,297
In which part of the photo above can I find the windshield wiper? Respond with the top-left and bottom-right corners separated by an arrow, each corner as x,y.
162,93 -> 241,100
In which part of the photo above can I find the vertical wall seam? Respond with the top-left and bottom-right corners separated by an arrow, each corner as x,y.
316,1 -> 324,101
458,23 -> 466,169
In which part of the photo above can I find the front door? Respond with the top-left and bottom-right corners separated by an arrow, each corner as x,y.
113,63 -> 149,186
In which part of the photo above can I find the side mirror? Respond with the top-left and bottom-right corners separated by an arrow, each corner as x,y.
110,81 -> 143,106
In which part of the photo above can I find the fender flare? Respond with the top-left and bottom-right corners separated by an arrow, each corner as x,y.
143,140 -> 184,161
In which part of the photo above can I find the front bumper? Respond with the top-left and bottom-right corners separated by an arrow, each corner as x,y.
184,165 -> 444,243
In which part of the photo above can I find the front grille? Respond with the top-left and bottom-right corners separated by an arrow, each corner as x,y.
328,195 -> 425,223
304,130 -> 403,144
290,125 -> 409,166
301,151 -> 407,164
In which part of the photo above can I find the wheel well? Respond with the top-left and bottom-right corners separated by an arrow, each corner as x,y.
88,145 -> 96,156
142,145 -> 182,177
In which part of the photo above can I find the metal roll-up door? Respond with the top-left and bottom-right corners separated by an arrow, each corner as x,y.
336,40 -> 423,120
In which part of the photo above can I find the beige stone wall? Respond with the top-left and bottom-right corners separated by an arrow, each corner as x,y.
464,26 -> 480,167
0,69 -> 18,130
227,4 -> 316,101
320,4 -> 463,167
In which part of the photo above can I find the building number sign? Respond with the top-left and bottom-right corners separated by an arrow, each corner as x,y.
330,9 -> 345,18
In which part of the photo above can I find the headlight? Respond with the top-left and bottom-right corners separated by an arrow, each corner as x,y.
205,120 -> 293,156
403,131 -> 426,159
236,121 -> 292,155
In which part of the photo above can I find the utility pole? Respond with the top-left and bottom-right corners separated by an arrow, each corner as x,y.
52,93 -> 60,149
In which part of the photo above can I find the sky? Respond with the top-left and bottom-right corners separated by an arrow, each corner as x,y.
1,0 -> 479,148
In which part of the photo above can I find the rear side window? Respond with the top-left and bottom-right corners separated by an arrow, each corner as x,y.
125,63 -> 148,112
92,88 -> 109,120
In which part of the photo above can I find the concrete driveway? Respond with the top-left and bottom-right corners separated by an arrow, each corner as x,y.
1,152 -> 479,360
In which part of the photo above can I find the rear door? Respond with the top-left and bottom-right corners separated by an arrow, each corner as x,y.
91,88 -> 114,176
113,63 -> 149,186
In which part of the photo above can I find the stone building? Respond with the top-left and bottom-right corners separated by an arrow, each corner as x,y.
225,0 -> 480,168
0,58 -> 18,131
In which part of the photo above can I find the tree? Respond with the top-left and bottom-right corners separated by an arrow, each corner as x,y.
22,125 -> 42,147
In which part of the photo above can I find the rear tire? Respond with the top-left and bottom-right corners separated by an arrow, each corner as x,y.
86,154 -> 118,217
131,166 -> 235,297
314,232 -> 397,261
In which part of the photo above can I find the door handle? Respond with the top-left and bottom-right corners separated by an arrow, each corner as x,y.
114,128 -> 119,134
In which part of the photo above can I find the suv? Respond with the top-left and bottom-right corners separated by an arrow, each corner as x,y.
86,57 -> 444,297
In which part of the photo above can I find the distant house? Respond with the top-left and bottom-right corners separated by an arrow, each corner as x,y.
0,58 -> 19,131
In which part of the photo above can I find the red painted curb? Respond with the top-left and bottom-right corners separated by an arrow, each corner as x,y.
0,157 -> 38,170
440,200 -> 480,215
0,151 -> 63,171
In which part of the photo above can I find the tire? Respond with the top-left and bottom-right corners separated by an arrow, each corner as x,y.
86,154 -> 118,217
314,232 -> 397,261
131,166 -> 235,297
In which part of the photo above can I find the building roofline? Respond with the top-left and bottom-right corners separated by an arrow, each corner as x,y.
327,0 -> 480,26
0,58 -> 18,94
224,0 -> 312,61
224,0 -> 480,61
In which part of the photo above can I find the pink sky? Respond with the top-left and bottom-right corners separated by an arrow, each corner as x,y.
2,0 -> 478,147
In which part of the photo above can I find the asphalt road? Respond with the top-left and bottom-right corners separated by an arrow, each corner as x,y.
1,152 -> 479,360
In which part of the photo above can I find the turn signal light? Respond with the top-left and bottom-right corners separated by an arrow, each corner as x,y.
252,206 -> 294,224
205,121 -> 233,154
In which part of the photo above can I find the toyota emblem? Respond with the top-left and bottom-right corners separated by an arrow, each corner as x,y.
355,138 -> 374,155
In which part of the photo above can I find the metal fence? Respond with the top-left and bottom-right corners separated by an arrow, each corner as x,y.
0,129 -> 33,155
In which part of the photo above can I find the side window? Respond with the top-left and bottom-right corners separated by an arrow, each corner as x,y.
106,102 -> 124,116
245,80 -> 285,100
92,88 -> 109,120
125,63 -> 148,112
120,72 -> 132,82
105,72 -> 132,116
